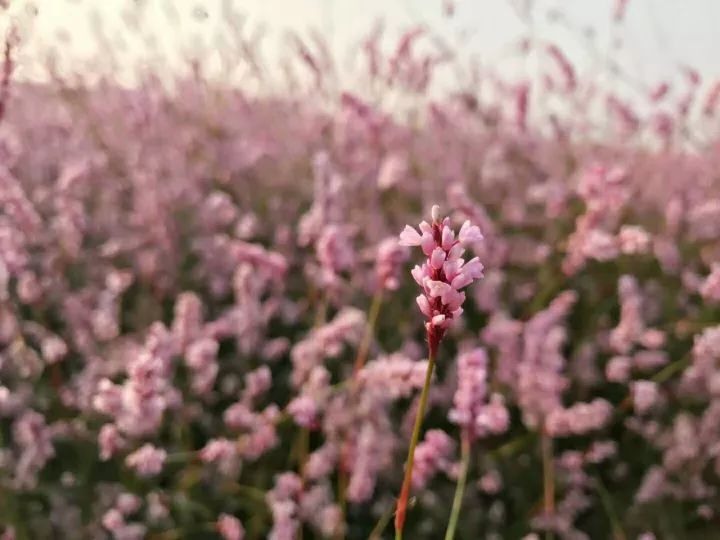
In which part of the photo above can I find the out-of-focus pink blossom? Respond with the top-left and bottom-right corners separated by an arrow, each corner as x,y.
125,444 -> 166,477
633,381 -> 660,415
217,514 -> 245,540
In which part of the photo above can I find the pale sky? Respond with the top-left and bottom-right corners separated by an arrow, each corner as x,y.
3,0 -> 720,95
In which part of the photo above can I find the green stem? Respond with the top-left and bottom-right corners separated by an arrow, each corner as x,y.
337,290 -> 384,539
336,464 -> 348,540
652,354 -> 691,385
297,426 -> 310,540
353,290 -> 383,375
595,475 -> 627,540
368,500 -> 396,540
394,347 -> 437,540
541,431 -> 555,540
444,432 -> 471,540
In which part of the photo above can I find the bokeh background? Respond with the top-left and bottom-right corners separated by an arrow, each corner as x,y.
1,1 -> 720,539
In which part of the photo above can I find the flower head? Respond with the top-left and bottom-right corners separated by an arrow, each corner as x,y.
399,205 -> 483,351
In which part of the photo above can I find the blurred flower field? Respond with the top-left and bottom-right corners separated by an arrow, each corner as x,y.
1,1 -> 720,539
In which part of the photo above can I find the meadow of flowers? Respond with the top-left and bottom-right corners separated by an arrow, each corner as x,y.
2,1 -> 720,539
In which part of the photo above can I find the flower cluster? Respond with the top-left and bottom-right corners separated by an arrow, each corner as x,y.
399,205 -> 484,350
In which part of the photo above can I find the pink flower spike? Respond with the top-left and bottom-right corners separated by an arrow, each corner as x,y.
399,225 -> 422,246
398,205 -> 483,348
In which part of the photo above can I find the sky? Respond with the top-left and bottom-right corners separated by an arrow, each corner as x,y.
3,0 -> 720,94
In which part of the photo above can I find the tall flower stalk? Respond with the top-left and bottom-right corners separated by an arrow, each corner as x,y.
444,432 -> 471,540
394,205 -> 484,539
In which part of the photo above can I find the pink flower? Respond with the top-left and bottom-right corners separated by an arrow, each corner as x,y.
375,237 -> 408,291
287,396 -> 318,428
98,424 -> 125,461
633,381 -> 660,414
700,263 -> 720,302
411,429 -> 454,489
399,205 -> 483,350
125,444 -> 166,477
200,438 -> 239,475
217,514 -> 245,540
618,225 -> 651,255
606,356 -> 631,383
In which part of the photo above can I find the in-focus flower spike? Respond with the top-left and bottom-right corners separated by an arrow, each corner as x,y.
399,204 -> 484,353
395,205 -> 483,539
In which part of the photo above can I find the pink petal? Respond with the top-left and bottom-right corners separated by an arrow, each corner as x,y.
420,233 -> 436,256
398,225 -> 422,246
461,257 -> 485,279
426,280 -> 452,298
451,272 -> 473,290
441,226 -> 455,250
416,295 -> 433,317
411,265 -> 426,286
443,260 -> 461,281
430,247 -> 446,270
431,205 -> 442,222
442,289 -> 466,310
447,244 -> 465,260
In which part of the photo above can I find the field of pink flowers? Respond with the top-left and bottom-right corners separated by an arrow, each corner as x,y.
2,2 -> 720,539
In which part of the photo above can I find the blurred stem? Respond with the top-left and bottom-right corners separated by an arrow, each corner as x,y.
444,432 -> 471,540
541,430 -> 554,540
618,353 -> 692,412
336,465 -> 348,540
368,500 -> 396,540
297,293 -> 328,540
336,289 -> 384,537
651,353 -> 691,385
314,294 -> 328,328
149,523 -> 215,540
492,431 -> 535,459
394,346 -> 436,540
353,290 -> 383,376
297,426 -> 310,540
595,475 -> 626,540
298,425 -> 310,481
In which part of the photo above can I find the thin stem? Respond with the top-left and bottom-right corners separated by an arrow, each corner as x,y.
394,346 -> 437,540
297,426 -> 310,540
444,432 -> 471,540
336,462 -> 348,540
353,290 -> 384,375
368,500 -> 396,540
618,353 -> 691,412
595,475 -> 627,540
314,295 -> 328,328
338,289 -> 384,538
541,431 -> 555,540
